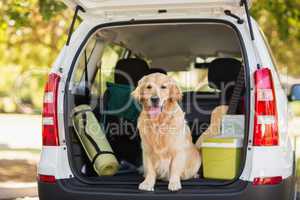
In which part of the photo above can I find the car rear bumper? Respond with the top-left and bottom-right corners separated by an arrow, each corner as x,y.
38,175 -> 296,200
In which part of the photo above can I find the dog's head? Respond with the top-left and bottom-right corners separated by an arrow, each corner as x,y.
132,73 -> 182,118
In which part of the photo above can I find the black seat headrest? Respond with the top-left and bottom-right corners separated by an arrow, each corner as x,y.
148,68 -> 167,75
208,58 -> 242,90
114,58 -> 150,86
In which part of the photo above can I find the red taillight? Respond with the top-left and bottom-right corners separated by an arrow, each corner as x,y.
38,174 -> 56,183
253,68 -> 279,146
42,73 -> 60,146
253,176 -> 282,186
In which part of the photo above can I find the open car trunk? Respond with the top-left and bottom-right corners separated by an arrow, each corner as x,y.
64,20 -> 249,193
62,0 -> 252,20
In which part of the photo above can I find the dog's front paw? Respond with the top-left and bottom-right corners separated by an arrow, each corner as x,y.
168,180 -> 182,191
139,181 -> 155,191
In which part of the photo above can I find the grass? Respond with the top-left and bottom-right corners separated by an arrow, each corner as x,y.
0,148 -> 39,183
0,148 -> 40,154
0,159 -> 37,182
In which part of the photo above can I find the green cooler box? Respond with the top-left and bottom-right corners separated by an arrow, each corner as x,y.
201,136 -> 243,180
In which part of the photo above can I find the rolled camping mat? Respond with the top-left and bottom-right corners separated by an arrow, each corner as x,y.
72,105 -> 119,176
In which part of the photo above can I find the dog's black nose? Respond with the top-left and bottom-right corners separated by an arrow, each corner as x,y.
150,96 -> 160,105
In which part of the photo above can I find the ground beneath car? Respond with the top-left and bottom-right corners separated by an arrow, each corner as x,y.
0,149 -> 39,182
0,159 -> 36,182
0,149 -> 39,199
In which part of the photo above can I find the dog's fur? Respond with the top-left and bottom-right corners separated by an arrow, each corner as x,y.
132,73 -> 201,191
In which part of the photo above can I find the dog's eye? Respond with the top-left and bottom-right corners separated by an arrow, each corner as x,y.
146,85 -> 152,89
161,85 -> 167,89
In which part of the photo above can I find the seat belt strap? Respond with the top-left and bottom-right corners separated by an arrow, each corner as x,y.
227,66 -> 245,115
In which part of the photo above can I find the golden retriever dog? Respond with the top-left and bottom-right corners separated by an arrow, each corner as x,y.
132,73 -> 201,192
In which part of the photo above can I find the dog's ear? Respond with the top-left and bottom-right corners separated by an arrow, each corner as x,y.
169,81 -> 182,102
131,76 -> 146,102
131,85 -> 141,101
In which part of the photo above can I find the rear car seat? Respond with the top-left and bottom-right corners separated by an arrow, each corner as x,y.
103,58 -> 149,165
182,58 -> 242,142
114,58 -> 150,86
148,68 -> 167,74
208,58 -> 242,104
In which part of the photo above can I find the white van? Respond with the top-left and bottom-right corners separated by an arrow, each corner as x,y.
38,1 -> 299,199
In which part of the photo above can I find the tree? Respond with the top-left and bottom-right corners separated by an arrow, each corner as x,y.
0,0 -> 71,113
251,0 -> 300,76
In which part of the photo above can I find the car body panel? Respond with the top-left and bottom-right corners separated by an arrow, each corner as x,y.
38,176 -> 295,200
42,17 -> 294,182
62,0 -> 252,20
38,146 -> 73,179
38,6 -> 295,199
237,18 -> 293,182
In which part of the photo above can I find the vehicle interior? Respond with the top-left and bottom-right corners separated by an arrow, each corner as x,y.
66,22 -> 247,189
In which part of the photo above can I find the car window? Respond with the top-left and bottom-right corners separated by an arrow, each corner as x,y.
73,37 -> 97,85
167,56 -> 242,92
168,68 -> 215,92
90,44 -> 125,96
